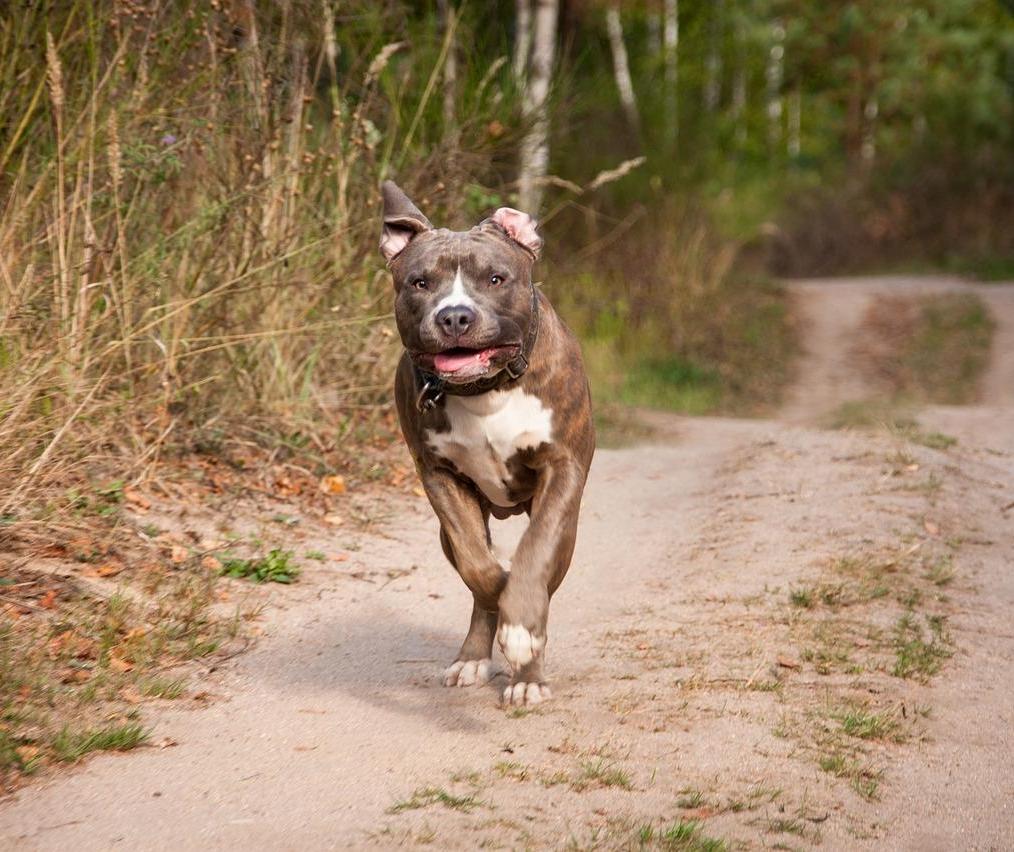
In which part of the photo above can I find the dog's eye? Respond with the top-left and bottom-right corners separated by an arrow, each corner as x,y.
489,274 -> 504,286
411,278 -> 428,291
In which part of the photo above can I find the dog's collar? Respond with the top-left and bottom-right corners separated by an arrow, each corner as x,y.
414,283 -> 540,412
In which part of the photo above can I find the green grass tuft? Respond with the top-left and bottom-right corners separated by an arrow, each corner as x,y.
221,549 -> 300,584
51,723 -> 148,763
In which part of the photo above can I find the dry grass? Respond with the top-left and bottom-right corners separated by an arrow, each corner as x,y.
0,1 -> 521,533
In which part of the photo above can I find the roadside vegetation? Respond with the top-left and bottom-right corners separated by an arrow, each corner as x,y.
854,293 -> 995,405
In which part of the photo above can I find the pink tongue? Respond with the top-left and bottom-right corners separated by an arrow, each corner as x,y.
434,350 -> 485,373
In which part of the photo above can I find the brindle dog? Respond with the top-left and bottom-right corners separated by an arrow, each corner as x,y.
380,181 -> 594,706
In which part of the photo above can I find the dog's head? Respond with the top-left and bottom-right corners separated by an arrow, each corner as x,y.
379,181 -> 542,384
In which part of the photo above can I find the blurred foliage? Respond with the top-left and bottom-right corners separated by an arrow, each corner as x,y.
0,0 -> 1011,514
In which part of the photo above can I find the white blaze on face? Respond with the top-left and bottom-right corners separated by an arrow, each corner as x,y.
425,388 -> 553,507
430,265 -> 477,321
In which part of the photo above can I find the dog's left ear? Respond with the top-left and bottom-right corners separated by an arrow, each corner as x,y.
491,207 -> 543,259
380,181 -> 433,263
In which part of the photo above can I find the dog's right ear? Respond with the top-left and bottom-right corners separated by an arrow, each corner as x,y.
380,181 -> 432,263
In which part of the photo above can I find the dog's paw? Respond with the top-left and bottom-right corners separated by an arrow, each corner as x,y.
502,681 -> 552,707
497,624 -> 544,670
442,658 -> 497,688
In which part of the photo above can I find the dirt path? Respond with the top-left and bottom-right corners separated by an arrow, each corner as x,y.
3,277 -> 1014,850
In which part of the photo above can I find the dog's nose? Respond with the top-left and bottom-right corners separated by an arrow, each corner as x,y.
436,305 -> 476,337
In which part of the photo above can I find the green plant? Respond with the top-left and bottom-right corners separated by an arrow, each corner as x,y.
51,723 -> 147,763
221,549 -> 300,584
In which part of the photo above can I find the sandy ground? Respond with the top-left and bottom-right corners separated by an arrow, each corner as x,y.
2,276 -> 1013,850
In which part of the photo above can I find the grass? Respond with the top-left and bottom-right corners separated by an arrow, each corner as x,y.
818,753 -> 882,801
138,677 -> 187,700
618,357 -> 724,415
675,788 -> 707,809
852,292 -> 995,405
892,613 -> 953,680
0,563 -> 237,791
221,549 -> 300,584
636,819 -> 727,851
838,707 -> 903,742
571,758 -> 633,791
387,786 -> 482,814
51,723 -> 147,763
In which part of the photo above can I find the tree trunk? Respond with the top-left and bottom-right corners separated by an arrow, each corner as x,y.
787,85 -> 801,158
605,4 -> 640,135
862,95 -> 878,166
513,0 -> 532,86
663,0 -> 679,146
704,0 -> 723,112
731,21 -> 747,146
518,0 -> 559,214
438,0 -> 458,136
766,19 -> 785,150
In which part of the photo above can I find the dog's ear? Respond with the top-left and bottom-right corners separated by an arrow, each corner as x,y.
490,207 -> 543,259
380,181 -> 433,263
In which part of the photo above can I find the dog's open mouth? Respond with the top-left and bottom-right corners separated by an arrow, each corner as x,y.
418,345 -> 518,380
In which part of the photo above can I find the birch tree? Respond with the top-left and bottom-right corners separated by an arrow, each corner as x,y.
438,0 -> 458,137
517,0 -> 559,214
606,3 -> 640,135
703,0 -> 724,113
663,0 -> 679,146
513,0 -> 532,86
766,19 -> 785,150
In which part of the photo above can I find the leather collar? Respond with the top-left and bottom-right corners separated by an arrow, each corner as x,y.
414,283 -> 540,412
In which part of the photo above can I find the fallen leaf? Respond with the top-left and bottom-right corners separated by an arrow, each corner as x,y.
924,520 -> 940,537
108,655 -> 133,673
319,474 -> 346,495
120,686 -> 144,704
412,487 -> 425,498
777,655 -> 801,669
123,627 -> 147,641
170,544 -> 189,564
905,463 -> 920,472
323,514 -> 343,527
201,555 -> 223,571
155,737 -> 178,749
59,667 -> 92,684
39,589 -> 58,609
332,553 -> 349,562
15,745 -> 40,763
123,487 -> 151,509
97,562 -> 124,577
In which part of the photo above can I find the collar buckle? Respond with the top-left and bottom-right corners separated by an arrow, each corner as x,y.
505,353 -> 528,380
415,378 -> 443,412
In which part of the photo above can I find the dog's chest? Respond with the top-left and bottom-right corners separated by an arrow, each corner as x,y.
425,389 -> 553,507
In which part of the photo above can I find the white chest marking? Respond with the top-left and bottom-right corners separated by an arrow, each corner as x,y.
426,388 -> 553,507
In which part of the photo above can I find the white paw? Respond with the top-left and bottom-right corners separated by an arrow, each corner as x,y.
497,624 -> 544,670
502,682 -> 552,707
442,658 -> 497,687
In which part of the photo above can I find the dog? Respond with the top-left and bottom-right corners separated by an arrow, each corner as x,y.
380,181 -> 595,706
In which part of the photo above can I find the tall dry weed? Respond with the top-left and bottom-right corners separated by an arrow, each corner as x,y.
0,1 -> 520,525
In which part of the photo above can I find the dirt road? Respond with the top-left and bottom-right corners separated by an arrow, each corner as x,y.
3,277 -> 1013,850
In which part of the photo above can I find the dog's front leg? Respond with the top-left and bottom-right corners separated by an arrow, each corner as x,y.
420,467 -> 509,687
497,456 -> 587,705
